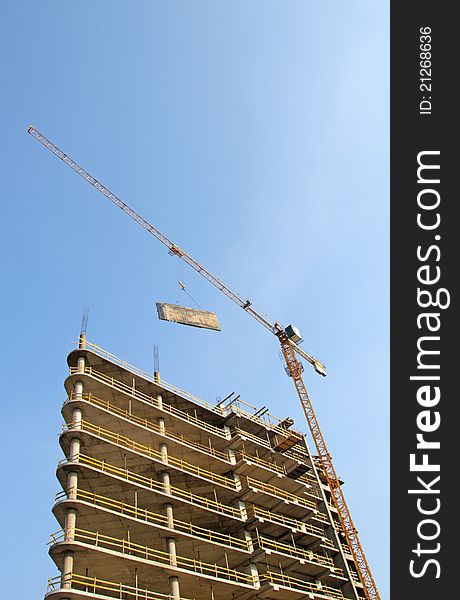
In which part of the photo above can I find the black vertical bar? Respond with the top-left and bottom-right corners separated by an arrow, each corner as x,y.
392,2 -> 455,598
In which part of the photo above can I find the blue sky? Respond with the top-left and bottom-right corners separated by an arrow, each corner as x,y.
0,1 -> 389,597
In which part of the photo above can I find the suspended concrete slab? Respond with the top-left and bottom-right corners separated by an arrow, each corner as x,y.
156,302 -> 221,331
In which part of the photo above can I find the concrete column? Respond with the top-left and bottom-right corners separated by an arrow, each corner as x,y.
164,503 -> 174,529
162,471 -> 171,495
226,447 -> 236,464
69,437 -> 81,462
158,417 -> 165,436
61,550 -> 74,589
237,499 -> 247,520
223,425 -> 232,440
73,380 -> 84,400
167,537 -> 177,566
232,472 -> 242,491
243,530 -> 254,552
67,471 -> 78,500
72,407 -> 82,429
159,442 -> 168,463
64,508 -> 77,541
156,394 -> 163,410
76,355 -> 85,374
168,576 -> 180,600
247,562 -> 260,588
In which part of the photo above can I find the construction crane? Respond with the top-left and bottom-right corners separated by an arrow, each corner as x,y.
28,126 -> 380,600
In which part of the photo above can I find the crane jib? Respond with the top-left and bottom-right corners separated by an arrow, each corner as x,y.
28,126 -> 320,361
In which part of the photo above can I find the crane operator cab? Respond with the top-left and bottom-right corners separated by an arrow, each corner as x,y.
284,324 -> 303,344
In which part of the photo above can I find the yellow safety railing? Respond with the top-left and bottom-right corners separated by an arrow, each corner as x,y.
67,392 -> 304,483
49,528 -> 256,587
69,364 -> 311,470
332,518 -> 344,531
298,471 -> 322,488
314,513 -> 331,526
257,534 -> 343,575
47,572 -> 194,600
303,487 -> 322,501
67,391 -> 230,462
322,537 -> 337,551
63,419 -> 237,490
247,465 -> 321,501
69,365 -> 229,439
252,506 -> 329,540
246,476 -> 319,512
261,571 -> 349,600
237,450 -> 286,475
234,427 -> 272,448
76,339 -> 227,417
285,445 -> 310,462
77,340 -> 304,440
350,571 -> 361,584
233,426 -> 309,463
59,454 -> 243,519
227,396 -> 303,437
56,487 -> 250,551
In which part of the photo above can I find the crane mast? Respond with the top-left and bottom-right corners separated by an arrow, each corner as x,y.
278,332 -> 380,600
28,125 -> 380,600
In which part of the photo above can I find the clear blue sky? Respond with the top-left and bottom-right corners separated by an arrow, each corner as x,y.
0,1 -> 388,597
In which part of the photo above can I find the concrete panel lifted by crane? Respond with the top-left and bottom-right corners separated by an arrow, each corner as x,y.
156,302 -> 221,331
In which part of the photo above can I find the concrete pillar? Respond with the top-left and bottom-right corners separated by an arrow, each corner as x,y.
243,530 -> 254,552
72,407 -> 82,429
237,499 -> 247,520
232,472 -> 242,491
162,471 -> 171,495
67,471 -> 78,500
61,551 -> 74,589
158,417 -> 165,436
156,394 -> 163,410
169,576 -> 180,600
226,447 -> 236,464
223,425 -> 232,440
167,537 -> 177,566
164,503 -> 174,529
159,442 -> 168,463
69,437 -> 81,462
64,508 -> 77,541
247,562 -> 260,588
76,355 -> 85,374
73,380 -> 84,400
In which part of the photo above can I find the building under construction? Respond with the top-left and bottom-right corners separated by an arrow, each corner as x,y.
45,337 -> 366,600
29,126 -> 379,600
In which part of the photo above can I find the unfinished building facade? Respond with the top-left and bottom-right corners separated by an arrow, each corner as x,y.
45,338 -> 366,600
